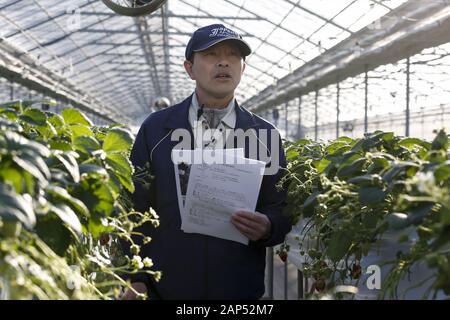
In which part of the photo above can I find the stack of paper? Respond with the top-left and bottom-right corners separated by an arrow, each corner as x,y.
172,149 -> 266,245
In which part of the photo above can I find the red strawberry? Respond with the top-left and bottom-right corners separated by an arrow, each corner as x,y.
351,263 -> 362,279
100,233 -> 111,246
278,251 -> 288,262
313,280 -> 326,292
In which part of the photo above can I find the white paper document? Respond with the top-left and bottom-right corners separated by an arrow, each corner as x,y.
172,149 -> 245,215
182,156 -> 266,245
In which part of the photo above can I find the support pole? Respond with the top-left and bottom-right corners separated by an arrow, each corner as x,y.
298,95 -> 302,139
285,101 -> 289,139
314,88 -> 319,141
364,65 -> 369,133
10,80 -> 14,101
337,81 -> 340,139
406,57 -> 411,137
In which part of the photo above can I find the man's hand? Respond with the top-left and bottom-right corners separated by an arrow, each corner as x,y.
121,282 -> 147,300
231,211 -> 271,241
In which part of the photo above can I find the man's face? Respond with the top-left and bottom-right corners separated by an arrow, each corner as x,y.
184,41 -> 246,101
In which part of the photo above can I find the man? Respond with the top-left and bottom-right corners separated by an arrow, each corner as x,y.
122,24 -> 292,300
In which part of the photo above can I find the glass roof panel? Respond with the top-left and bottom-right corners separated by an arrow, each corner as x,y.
0,0 -> 413,124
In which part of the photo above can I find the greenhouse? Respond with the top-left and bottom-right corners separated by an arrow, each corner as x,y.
0,0 -> 449,301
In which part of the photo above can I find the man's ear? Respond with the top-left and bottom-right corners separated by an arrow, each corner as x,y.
184,60 -> 195,80
241,62 -> 246,74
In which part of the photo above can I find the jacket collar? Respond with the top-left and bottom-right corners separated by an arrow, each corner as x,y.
164,94 -> 258,130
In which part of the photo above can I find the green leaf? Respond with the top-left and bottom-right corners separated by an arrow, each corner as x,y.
49,140 -> 73,151
313,158 -> 331,174
54,151 -> 80,183
49,203 -> 82,235
0,167 -> 23,193
4,131 -> 51,158
73,135 -> 101,155
350,139 -> 364,152
335,136 -> 354,144
379,132 -> 394,143
348,174 -> 375,186
47,113 -> 65,129
431,129 -> 449,151
408,202 -> 434,225
0,100 -> 22,110
62,108 -> 93,126
325,141 -> 350,154
337,158 -> 366,178
102,127 -> 134,154
382,165 -> 403,183
399,138 -> 431,150
106,171 -> 121,199
74,180 -> 114,218
36,214 -> 73,256
87,217 -> 113,239
0,185 -> 36,229
70,124 -> 94,139
358,187 -> 385,205
362,213 -> 378,229
285,148 -> 299,161
367,156 -> 389,173
79,164 -> 108,177
12,153 -> 50,186
385,212 -> 410,230
19,108 -> 47,126
35,121 -> 58,140
46,185 -> 89,218
326,230 -> 352,262
0,107 -> 19,120
0,117 -> 22,132
435,162 -> 450,182
106,153 -> 134,193
304,191 -> 320,209
383,162 -> 419,183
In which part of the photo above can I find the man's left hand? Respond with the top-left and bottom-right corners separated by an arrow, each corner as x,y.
231,211 -> 271,241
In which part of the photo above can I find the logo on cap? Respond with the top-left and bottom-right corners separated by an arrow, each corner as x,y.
209,27 -> 239,38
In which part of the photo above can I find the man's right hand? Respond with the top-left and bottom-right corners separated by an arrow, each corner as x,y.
121,282 -> 147,300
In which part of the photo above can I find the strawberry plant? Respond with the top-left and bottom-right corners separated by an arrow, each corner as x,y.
280,129 -> 449,299
0,100 -> 159,299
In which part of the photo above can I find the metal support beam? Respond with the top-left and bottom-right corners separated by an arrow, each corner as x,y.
223,0 -> 322,49
337,80 -> 340,139
406,57 -> 411,137
10,79 -> 14,100
0,39 -> 117,123
161,2 -> 171,102
364,65 -> 369,133
314,88 -> 319,141
245,1 -> 450,112
135,16 -> 162,97
79,29 -> 202,36
80,11 -> 263,21
298,95 -> 302,138
285,101 -> 289,139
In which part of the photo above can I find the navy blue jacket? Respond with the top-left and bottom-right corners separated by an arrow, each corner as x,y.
124,95 -> 291,299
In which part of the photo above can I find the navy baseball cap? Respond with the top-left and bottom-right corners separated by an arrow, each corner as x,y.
185,24 -> 252,61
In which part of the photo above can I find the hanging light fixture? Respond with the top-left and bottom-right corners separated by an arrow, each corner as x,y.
101,0 -> 167,17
